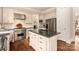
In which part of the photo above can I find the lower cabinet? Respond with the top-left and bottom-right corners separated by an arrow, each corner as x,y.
29,31 -> 57,51
38,35 -> 47,51
6,34 -> 11,51
29,32 -> 39,51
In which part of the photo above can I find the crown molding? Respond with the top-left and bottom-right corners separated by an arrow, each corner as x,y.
4,7 -> 56,14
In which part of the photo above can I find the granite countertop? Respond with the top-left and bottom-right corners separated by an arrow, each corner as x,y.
29,29 -> 60,38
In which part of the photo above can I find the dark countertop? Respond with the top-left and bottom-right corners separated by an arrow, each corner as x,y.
0,27 -> 33,31
29,29 -> 60,38
8,27 -> 33,30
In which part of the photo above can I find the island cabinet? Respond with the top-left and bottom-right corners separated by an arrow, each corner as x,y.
29,31 -> 39,51
29,31 -> 57,51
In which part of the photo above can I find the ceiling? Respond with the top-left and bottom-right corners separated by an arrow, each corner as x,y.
30,7 -> 52,11
10,7 -> 56,13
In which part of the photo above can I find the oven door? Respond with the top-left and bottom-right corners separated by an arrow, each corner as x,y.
14,29 -> 26,41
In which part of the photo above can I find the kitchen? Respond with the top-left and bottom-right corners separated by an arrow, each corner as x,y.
0,7 -> 75,51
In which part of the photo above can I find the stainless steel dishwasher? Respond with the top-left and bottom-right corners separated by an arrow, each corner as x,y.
0,33 -> 10,51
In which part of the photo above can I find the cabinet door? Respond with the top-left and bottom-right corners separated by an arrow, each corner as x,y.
29,32 -> 33,46
33,33 -> 39,51
5,34 -> 11,51
3,8 -> 14,23
29,32 -> 39,51
48,36 -> 57,51
38,35 -> 47,51
25,14 -> 33,24
33,14 -> 39,29
39,14 -> 44,20
8,9 -> 14,23
0,8 -> 2,23
3,8 -> 8,23
57,8 -> 73,43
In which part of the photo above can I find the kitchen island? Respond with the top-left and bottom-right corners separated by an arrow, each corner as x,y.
29,29 -> 59,51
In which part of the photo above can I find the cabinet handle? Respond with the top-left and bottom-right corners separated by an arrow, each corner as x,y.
40,47 -> 42,49
40,41 -> 42,43
40,37 -> 42,39
34,35 -> 36,36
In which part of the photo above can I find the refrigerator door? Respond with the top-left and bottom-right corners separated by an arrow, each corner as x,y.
46,18 -> 56,33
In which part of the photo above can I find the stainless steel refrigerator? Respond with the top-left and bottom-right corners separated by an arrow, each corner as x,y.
46,18 -> 57,33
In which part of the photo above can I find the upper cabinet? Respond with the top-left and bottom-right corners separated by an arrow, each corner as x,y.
39,14 -> 44,20
33,14 -> 39,25
0,7 -> 2,23
32,14 -> 39,29
39,14 -> 46,23
25,14 -> 33,24
44,13 -> 56,19
3,8 -> 14,23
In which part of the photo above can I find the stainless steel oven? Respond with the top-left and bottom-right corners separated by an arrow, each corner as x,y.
14,28 -> 26,41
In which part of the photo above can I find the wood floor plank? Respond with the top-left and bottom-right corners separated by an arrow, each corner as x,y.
57,40 -> 75,51
10,39 -> 35,51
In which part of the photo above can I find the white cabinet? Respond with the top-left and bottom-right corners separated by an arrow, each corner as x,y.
57,7 -> 74,43
3,31 -> 13,51
0,7 -> 2,23
39,14 -> 44,20
25,14 -> 33,24
9,30 -> 14,42
29,31 -> 57,51
3,8 -> 14,23
32,14 -> 39,29
38,35 -> 47,51
44,13 -> 56,19
6,34 -> 11,51
33,14 -> 39,24
38,35 -> 57,51
29,31 -> 39,50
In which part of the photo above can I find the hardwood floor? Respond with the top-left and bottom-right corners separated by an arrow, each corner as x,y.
10,39 -> 35,51
57,40 -> 75,51
10,39 -> 75,51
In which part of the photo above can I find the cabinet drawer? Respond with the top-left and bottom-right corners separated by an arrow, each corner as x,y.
39,45 -> 47,51
39,36 -> 48,42
39,41 -> 47,51
39,40 -> 46,45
